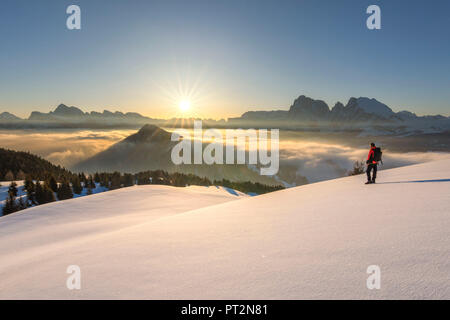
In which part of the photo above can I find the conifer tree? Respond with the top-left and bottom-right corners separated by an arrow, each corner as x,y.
79,173 -> 87,187
24,175 -> 36,205
42,183 -> 56,204
8,181 -> 18,197
4,170 -> 14,181
123,173 -> 134,187
2,182 -> 19,215
48,176 -> 58,192
71,176 -> 83,195
110,172 -> 122,189
16,169 -> 26,180
57,180 -> 74,200
87,175 -> 96,189
3,196 -> 18,215
17,196 -> 27,210
100,174 -> 109,188
34,181 -> 44,204
35,181 -> 56,204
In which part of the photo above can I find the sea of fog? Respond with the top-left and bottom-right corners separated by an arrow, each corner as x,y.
1,129 -> 449,185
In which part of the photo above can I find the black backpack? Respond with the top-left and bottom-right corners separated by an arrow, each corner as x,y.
373,147 -> 382,162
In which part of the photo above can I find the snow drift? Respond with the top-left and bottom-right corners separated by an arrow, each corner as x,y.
0,159 -> 449,299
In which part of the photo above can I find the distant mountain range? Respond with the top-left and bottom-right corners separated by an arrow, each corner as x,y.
1,96 -> 449,134
0,104 -> 224,129
236,95 -> 448,122
28,104 -> 153,123
229,95 -> 450,134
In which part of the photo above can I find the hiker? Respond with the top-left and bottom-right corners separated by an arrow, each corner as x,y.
366,142 -> 382,184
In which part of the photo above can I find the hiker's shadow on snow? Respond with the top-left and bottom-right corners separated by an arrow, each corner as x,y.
378,179 -> 450,184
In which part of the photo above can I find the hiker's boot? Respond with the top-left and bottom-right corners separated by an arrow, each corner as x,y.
365,181 -> 372,185
372,179 -> 376,184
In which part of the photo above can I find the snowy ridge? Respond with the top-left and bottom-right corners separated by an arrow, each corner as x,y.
0,159 -> 449,299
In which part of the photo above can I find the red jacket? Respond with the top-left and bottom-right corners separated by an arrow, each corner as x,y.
367,147 -> 377,164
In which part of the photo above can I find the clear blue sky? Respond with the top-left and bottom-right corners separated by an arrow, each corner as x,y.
0,0 -> 449,118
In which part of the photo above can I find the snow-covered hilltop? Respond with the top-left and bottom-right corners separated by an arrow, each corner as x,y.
0,159 -> 449,299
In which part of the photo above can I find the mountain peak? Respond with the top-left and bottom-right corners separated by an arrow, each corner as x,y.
289,95 -> 330,119
55,103 -> 68,110
124,124 -> 172,143
53,104 -> 84,116
0,111 -> 21,121
138,124 -> 162,134
350,97 -> 394,118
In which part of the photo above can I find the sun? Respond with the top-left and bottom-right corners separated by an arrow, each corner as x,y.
179,100 -> 190,112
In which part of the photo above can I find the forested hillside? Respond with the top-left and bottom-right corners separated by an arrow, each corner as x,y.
0,148 -> 75,181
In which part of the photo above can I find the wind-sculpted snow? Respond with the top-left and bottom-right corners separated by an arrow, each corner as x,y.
0,159 -> 449,299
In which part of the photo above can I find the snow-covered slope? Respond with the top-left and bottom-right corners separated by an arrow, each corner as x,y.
1,160 -> 449,299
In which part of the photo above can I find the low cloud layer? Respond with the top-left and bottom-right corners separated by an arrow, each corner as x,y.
0,129 -> 134,168
278,140 -> 450,184
1,130 -> 449,184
